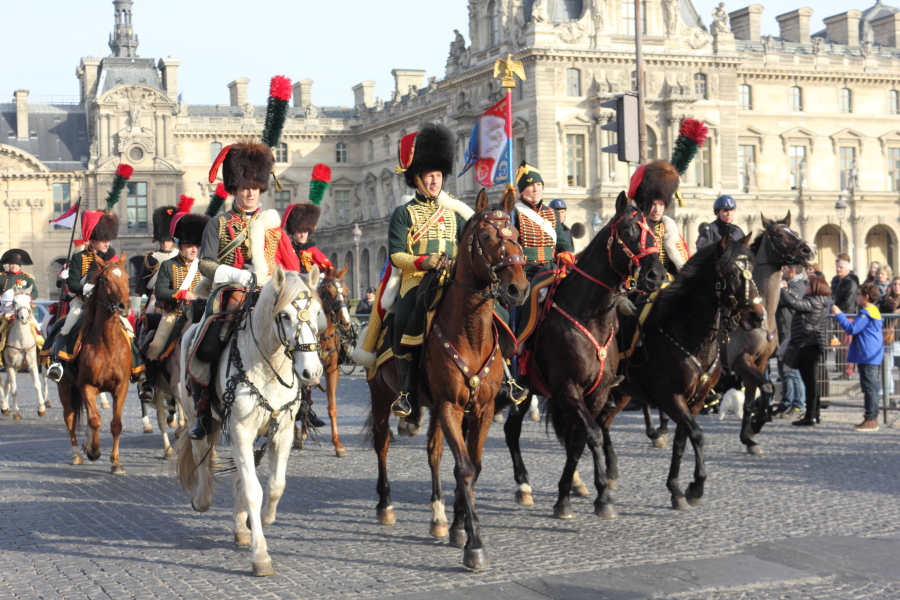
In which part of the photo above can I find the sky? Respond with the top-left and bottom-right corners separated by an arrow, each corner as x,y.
1,0 -> 881,108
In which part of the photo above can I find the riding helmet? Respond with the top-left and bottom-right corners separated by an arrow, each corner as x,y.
548,199 -> 567,210
713,195 -> 737,213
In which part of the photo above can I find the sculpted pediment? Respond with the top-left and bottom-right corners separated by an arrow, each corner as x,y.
780,127 -> 817,153
0,145 -> 48,174
98,84 -> 172,106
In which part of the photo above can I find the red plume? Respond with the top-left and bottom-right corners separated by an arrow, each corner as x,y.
176,194 -> 195,214
311,163 -> 332,183
116,163 -> 134,179
678,118 -> 708,148
269,75 -> 293,102
215,182 -> 229,199
208,144 -> 232,183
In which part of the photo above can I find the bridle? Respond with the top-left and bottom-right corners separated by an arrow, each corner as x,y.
93,265 -> 129,317
764,224 -> 809,266
450,209 -> 525,299
320,277 -> 352,335
715,253 -> 763,332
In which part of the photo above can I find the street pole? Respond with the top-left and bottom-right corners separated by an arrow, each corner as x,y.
635,0 -> 647,165
352,223 -> 362,299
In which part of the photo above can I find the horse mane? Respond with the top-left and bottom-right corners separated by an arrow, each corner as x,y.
749,231 -> 764,255
649,239 -> 755,327
261,270 -> 320,316
80,266 -> 126,343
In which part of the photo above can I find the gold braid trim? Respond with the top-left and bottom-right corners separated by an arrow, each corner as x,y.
264,229 -> 281,276
80,250 -> 95,278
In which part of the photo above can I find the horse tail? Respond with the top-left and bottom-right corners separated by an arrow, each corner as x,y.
545,398 -> 567,446
173,420 -> 220,500
69,382 -> 85,430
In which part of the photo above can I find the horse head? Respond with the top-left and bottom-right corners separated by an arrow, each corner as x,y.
714,234 -> 765,331
467,188 -> 529,306
758,211 -> 815,267
266,266 -> 325,388
13,294 -> 32,324
319,264 -> 353,338
606,192 -> 666,294
91,252 -> 131,318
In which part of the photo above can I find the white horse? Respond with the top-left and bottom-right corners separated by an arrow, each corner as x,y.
175,266 -> 324,577
1,294 -> 47,418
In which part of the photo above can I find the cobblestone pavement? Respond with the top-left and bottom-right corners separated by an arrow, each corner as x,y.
1,372 -> 899,599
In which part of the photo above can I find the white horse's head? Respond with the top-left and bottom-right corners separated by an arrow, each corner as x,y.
261,266 -> 325,388
13,294 -> 32,324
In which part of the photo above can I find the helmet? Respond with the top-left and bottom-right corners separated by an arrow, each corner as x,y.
548,199 -> 567,210
713,195 -> 736,212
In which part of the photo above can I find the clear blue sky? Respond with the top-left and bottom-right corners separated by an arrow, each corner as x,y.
1,0 -> 879,107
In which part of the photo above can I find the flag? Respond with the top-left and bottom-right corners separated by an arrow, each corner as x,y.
457,96 -> 512,187
49,199 -> 80,228
178,92 -> 183,102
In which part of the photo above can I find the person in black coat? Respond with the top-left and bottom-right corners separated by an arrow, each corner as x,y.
775,264 -> 807,416
830,259 -> 859,314
779,274 -> 832,427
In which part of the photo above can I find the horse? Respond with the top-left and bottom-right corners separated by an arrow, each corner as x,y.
601,235 -> 765,510
499,193 -> 667,520
365,188 -> 528,570
174,266 -> 324,577
293,264 -> 353,456
640,212 -> 813,455
0,294 -> 47,418
56,255 -> 134,474
145,320 -> 193,458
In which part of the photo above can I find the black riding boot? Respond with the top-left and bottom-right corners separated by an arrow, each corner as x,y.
392,357 -> 416,417
296,388 -> 326,428
792,394 -> 818,427
189,381 -> 213,440
139,360 -> 159,402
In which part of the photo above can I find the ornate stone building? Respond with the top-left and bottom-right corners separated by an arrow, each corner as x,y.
3,0 -> 900,298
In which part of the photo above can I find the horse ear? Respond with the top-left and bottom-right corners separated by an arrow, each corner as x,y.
718,232 -> 730,253
308,264 -> 321,289
339,263 -> 349,279
760,213 -> 773,229
741,233 -> 752,247
783,210 -> 792,227
273,265 -> 286,291
475,189 -> 489,213
614,191 -> 628,216
116,251 -> 127,267
502,187 -> 516,214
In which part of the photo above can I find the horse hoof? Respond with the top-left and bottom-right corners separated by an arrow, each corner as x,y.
190,499 -> 209,513
671,497 -> 691,511
235,531 -> 251,546
463,548 -> 489,570
164,448 -> 175,460
100,401 -> 110,410
38,410 -> 46,418
293,438 -> 304,450
430,520 -> 449,538
110,464 -> 125,476
653,435 -> 668,448
252,560 -> 274,577
12,413 -> 22,420
0,408 -> 11,415
449,529 -> 468,548
553,505 -> 576,520
167,419 -> 177,429
686,494 -> 702,508
595,503 -> 618,519
376,507 -> 396,525
573,484 -> 590,496
493,412 -> 505,423
529,409 -> 541,422
72,455 -> 83,466
606,479 -> 618,491
515,491 -> 534,506
335,447 -> 348,458
143,424 -> 153,434
747,444 -> 764,456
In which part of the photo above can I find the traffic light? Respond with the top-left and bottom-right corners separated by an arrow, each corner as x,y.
600,92 -> 639,164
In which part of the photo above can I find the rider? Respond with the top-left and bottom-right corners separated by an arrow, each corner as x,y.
695,195 -> 746,249
188,140 -> 300,439
547,199 -> 573,250
386,123 -> 472,417
134,205 -> 179,305
512,162 -> 575,280
139,198 -> 208,401
0,249 -> 41,363
282,202 -> 333,275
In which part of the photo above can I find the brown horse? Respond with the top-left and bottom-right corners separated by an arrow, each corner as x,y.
367,188 -> 528,570
294,264 -> 353,456
57,255 -> 136,475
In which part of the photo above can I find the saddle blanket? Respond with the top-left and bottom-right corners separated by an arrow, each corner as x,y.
0,318 -> 44,367
515,263 -> 566,347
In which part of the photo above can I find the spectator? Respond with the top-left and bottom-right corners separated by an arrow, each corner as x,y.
864,261 -> 881,285
875,265 -> 892,300
356,287 -> 376,316
776,264 -> 807,418
832,282 -> 884,431
779,274 -> 832,427
878,276 -> 900,398
805,264 -> 820,279
831,259 -> 859,313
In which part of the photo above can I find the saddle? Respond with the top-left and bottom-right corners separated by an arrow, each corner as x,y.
193,286 -> 247,364
516,262 -> 567,347
616,283 -> 667,361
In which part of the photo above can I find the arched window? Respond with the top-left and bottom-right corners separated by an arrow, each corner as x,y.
330,252 -> 338,269
209,141 -> 222,163
693,74 -> 707,99
489,0 -> 499,46
890,90 -> 899,115
274,142 -> 288,163
739,84 -> 752,110
790,86 -> 803,111
646,127 -> 658,160
336,142 -> 347,163
566,68 -> 581,97
840,88 -> 852,113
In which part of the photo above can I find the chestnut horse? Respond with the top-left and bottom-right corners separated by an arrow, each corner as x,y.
57,255 -> 135,475
367,189 -> 528,570
499,193 -> 666,520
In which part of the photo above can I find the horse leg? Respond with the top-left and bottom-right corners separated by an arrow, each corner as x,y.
231,434 -> 273,576
326,366 -> 347,457
462,403 -> 493,569
564,391 -> 617,519
504,394 -> 534,506
372,384 -> 395,525
666,423 -> 691,510
657,410 -> 669,446
732,354 -> 772,455
427,408 -> 448,538
41,373 -> 50,408
553,421 -> 586,519
80,385 -> 103,462
58,383 -> 83,465
682,414 -> 707,508
190,437 -> 215,513
261,418 -> 294,528
153,387 -> 173,458
231,471 -> 251,546
140,397 -> 153,433
641,401 -> 661,447
599,422 -> 618,490
109,380 -> 129,475
0,371 -> 9,415
29,358 -> 46,417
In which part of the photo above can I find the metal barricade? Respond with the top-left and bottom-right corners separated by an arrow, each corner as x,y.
817,313 -> 899,425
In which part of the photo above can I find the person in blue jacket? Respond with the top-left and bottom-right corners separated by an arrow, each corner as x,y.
832,282 -> 884,431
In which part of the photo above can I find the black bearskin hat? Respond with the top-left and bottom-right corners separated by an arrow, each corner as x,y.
152,206 -> 176,243
283,204 -> 321,235
90,211 -> 119,242
173,214 -> 209,248
222,140 -> 273,194
629,160 -> 681,214
399,123 -> 455,189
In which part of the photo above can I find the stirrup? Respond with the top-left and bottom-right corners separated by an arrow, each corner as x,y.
391,392 -> 413,418
508,379 -> 529,405
139,383 -> 154,402
610,375 -> 625,388
47,362 -> 64,383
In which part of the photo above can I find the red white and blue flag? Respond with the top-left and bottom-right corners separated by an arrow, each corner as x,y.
48,199 -> 80,228
458,96 -> 512,187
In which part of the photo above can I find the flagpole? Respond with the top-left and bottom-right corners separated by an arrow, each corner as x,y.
495,54 -> 525,190
56,191 -> 82,318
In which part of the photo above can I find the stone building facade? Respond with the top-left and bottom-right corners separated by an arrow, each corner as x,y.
2,0 -> 900,298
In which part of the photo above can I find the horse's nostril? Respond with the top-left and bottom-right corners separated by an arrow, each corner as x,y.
507,284 -> 519,297
647,270 -> 659,280
302,369 -> 312,380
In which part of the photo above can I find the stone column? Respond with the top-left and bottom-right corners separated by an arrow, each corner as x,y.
99,113 -> 109,158
163,115 -> 172,159
155,112 -> 163,158
745,213 -> 759,237
799,214 -> 812,244
850,214 -> 866,275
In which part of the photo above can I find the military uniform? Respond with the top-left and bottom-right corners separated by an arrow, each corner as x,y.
649,215 -> 690,277
0,250 -> 40,359
282,201 -> 333,275
512,163 -> 574,280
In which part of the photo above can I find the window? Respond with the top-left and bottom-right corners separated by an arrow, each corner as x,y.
739,84 -> 752,110
621,2 -> 646,33
126,181 -> 148,230
694,74 -> 707,99
52,183 -> 71,228
274,142 -> 288,163
565,133 -> 586,187
367,140 -> 374,162
890,90 -> 899,115
383,135 -> 391,155
631,70 -> 637,92
489,0 -> 499,46
515,135 -> 526,167
889,148 -> 900,192
210,141 -> 222,163
274,190 -> 291,211
840,88 -> 852,113
566,69 -> 581,97
839,146 -> 856,190
336,143 -> 347,163
789,145 -> 806,190
646,128 -> 657,160
738,145 -> 755,190
335,189 -> 350,223
790,86 -> 803,112
694,145 -> 712,187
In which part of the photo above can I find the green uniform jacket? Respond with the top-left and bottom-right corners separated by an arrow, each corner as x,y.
1,271 -> 38,299
388,193 -> 467,267
155,254 -> 202,307
67,246 -> 116,298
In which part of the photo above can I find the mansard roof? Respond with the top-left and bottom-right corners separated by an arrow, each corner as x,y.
0,103 -> 89,170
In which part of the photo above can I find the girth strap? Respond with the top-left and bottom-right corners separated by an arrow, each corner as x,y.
551,301 -> 614,397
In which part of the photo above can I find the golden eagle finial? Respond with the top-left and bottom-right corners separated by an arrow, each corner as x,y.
493,54 -> 526,89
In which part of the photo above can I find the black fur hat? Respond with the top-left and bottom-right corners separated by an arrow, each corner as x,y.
222,140 -> 274,194
152,206 -> 176,243
173,214 -> 209,248
400,123 -> 455,189
90,211 -> 119,242
283,204 -> 321,234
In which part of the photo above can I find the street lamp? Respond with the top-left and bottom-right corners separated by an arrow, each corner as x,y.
835,194 -> 848,255
591,212 -> 603,237
352,223 -> 362,299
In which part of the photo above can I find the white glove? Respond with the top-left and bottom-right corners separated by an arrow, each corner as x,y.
82,283 -> 95,296
60,269 -> 69,279
214,264 -> 253,287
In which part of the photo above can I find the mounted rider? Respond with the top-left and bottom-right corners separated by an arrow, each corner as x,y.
134,205 -> 179,305
695,195 -> 746,250
0,249 -> 41,365
139,196 -> 208,401
512,162 -> 575,280
282,202 -> 333,276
